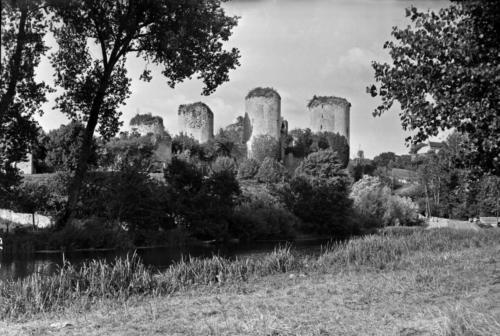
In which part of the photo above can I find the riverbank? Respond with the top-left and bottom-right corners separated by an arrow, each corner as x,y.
1,228 -> 499,335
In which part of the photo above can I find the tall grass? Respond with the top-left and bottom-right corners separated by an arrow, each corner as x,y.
1,228 -> 499,320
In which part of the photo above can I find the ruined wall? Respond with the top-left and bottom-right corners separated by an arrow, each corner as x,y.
245,88 -> 281,159
0,208 -> 53,231
178,102 -> 214,143
309,96 -> 351,142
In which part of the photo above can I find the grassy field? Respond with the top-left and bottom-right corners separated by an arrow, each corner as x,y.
1,228 -> 499,335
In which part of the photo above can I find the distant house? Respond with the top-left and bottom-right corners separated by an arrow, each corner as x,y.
410,140 -> 446,160
390,168 -> 418,184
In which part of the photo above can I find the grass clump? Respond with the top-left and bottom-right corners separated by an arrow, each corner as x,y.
444,305 -> 500,336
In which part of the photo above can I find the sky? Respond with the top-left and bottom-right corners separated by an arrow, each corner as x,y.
35,0 -> 450,159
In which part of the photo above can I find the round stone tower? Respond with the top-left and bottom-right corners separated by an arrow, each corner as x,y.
245,87 -> 281,157
308,95 -> 351,142
178,102 -> 214,143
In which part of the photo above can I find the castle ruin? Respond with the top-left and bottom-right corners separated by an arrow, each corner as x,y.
308,95 -> 351,142
130,113 -> 165,136
244,87 -> 288,159
178,102 -> 214,143
127,90 -> 350,167
129,113 -> 172,166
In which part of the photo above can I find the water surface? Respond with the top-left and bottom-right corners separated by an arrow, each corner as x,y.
0,239 -> 331,281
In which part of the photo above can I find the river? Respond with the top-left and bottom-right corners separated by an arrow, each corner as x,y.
0,239 -> 331,281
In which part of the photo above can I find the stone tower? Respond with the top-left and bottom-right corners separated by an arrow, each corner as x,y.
245,87 -> 284,158
308,95 -> 351,142
178,102 -> 214,143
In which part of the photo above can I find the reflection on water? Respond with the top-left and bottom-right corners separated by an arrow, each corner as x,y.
0,239 -> 331,281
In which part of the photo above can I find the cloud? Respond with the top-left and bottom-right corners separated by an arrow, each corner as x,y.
338,47 -> 377,71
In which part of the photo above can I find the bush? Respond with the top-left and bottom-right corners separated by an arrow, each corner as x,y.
15,172 -> 70,216
237,158 -> 260,180
211,156 -> 237,174
230,202 -> 299,241
45,218 -> 133,250
79,168 -> 173,235
350,175 -> 421,228
165,158 -> 241,240
255,157 -> 288,183
282,176 -> 353,236
384,195 -> 421,226
294,149 -> 344,179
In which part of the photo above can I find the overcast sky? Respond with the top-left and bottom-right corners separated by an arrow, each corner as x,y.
35,0 -> 450,159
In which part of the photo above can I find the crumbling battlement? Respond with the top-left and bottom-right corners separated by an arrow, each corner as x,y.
178,102 -> 214,143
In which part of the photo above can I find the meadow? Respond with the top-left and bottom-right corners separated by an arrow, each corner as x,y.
1,227 -> 499,335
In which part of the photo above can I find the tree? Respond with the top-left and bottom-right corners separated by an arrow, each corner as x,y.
44,121 -> 99,172
287,128 -> 314,158
313,132 -> 349,168
415,132 -> 481,219
1,0 -> 51,203
211,156 -> 236,174
255,157 -> 288,184
237,158 -> 260,180
282,175 -> 352,235
373,152 -> 396,168
98,132 -> 157,171
50,0 -> 241,225
350,175 -> 420,227
295,149 -> 344,180
369,0 -> 500,175
282,150 -> 353,235
164,157 -> 240,239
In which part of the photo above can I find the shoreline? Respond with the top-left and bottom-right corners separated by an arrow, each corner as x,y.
1,228 -> 499,335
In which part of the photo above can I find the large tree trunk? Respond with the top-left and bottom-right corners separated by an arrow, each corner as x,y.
57,69 -> 112,227
0,3 -> 28,122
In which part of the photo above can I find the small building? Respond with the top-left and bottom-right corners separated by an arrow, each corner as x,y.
410,140 -> 446,160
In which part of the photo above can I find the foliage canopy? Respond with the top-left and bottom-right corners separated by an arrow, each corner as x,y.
369,0 -> 500,174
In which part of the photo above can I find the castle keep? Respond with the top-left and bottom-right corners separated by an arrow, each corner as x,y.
244,87 -> 288,159
178,102 -> 214,143
308,95 -> 351,142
